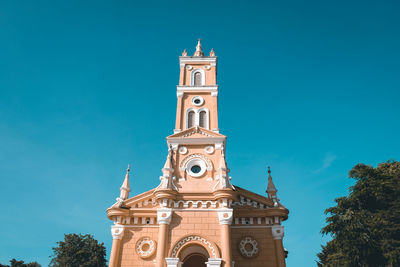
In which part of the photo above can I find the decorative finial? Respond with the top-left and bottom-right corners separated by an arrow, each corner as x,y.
127,164 -> 130,173
209,48 -> 215,56
268,166 -> 271,175
193,38 -> 204,56
182,49 -> 187,56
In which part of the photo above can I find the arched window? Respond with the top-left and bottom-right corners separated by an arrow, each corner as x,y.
199,110 -> 207,128
188,111 -> 195,128
194,72 -> 202,86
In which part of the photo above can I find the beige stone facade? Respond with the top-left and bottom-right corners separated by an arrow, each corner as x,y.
107,40 -> 289,267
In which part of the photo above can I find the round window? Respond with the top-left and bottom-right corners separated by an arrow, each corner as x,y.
191,96 -> 204,106
186,158 -> 207,177
191,165 -> 201,174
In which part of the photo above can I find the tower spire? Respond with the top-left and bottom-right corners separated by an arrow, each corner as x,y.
156,145 -> 178,191
214,146 -> 235,190
193,38 -> 204,56
266,166 -> 278,204
119,164 -> 131,200
112,164 -> 131,208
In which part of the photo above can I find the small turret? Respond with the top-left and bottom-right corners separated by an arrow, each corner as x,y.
162,145 -> 174,175
266,166 -> 279,206
119,165 -> 131,201
209,48 -> 215,56
156,145 -> 178,191
193,39 -> 204,56
112,165 -> 131,208
215,147 -> 234,190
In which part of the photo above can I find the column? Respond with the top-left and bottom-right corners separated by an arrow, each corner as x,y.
165,258 -> 182,267
108,225 -> 125,267
156,208 -> 172,267
206,258 -> 222,267
217,208 -> 233,267
175,92 -> 184,132
271,225 -> 286,267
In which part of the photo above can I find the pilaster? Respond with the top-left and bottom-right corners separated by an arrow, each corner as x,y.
155,208 -> 173,267
165,258 -> 182,267
271,225 -> 286,267
206,258 -> 222,267
109,225 -> 125,267
217,208 -> 233,267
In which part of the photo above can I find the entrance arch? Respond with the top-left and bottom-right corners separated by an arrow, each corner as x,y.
167,235 -> 222,267
181,245 -> 208,267
169,235 -> 220,259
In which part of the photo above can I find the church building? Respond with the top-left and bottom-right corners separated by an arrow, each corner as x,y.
106,40 -> 289,267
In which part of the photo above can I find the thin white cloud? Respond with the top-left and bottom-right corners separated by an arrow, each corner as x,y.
313,153 -> 337,174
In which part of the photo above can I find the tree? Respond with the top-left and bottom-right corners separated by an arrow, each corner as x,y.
318,161 -> 400,267
0,259 -> 41,267
49,233 -> 107,267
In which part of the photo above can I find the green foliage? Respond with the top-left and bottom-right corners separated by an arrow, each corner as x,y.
49,233 -> 107,267
318,161 -> 400,267
0,259 -> 41,267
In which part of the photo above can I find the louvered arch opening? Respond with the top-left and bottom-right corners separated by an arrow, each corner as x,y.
187,111 -> 196,128
199,110 -> 207,128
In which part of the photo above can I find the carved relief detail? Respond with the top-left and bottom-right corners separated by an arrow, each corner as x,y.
231,195 -> 270,209
239,236 -> 259,258
169,199 -> 219,208
171,235 -> 217,258
136,237 -> 156,258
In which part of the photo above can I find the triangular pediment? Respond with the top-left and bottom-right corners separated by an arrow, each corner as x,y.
167,126 -> 226,139
123,188 -> 157,208
231,186 -> 276,209
107,188 -> 158,212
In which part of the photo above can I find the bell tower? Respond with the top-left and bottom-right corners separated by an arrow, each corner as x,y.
156,40 -> 234,194
175,39 -> 219,133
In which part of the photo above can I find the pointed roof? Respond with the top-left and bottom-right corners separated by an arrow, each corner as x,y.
219,154 -> 227,170
209,48 -> 215,56
193,39 -> 204,57
119,165 -> 131,200
163,145 -> 173,170
266,166 -> 277,194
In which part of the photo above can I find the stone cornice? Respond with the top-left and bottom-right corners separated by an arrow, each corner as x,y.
107,207 -> 130,219
234,207 -> 289,220
176,85 -> 218,93
179,56 -> 217,65
167,137 -> 225,146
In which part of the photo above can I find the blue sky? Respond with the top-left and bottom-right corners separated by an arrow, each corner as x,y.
1,0 -> 399,266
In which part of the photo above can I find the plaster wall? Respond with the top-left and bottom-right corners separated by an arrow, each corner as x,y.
231,227 -> 277,267
118,227 -> 159,267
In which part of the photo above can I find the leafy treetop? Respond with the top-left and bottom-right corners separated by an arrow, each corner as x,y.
49,233 -> 107,267
318,161 -> 400,267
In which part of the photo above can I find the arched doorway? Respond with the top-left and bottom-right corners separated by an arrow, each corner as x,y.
180,245 -> 209,267
182,253 -> 207,267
